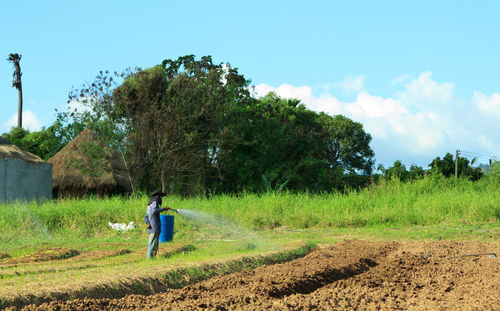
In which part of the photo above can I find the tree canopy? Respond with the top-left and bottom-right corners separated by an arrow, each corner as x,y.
215,93 -> 374,192
1,123 -> 67,161
3,55 -> 377,196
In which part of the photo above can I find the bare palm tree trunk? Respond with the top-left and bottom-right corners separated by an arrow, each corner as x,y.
16,71 -> 23,128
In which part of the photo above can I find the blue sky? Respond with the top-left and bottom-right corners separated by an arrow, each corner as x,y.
1,1 -> 499,168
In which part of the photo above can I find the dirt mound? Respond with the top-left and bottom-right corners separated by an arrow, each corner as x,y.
12,240 -> 500,310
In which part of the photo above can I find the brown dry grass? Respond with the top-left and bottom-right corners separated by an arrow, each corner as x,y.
0,143 -> 43,163
47,128 -> 131,195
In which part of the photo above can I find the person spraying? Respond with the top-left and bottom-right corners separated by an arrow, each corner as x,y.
144,190 -> 178,259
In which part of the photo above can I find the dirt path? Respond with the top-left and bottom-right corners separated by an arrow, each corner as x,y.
11,240 -> 500,310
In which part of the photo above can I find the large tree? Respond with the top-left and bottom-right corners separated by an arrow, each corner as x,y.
215,92 -> 374,192
7,53 -> 23,128
220,93 -> 326,191
60,55 -> 375,195
319,114 -> 374,188
114,55 -> 253,195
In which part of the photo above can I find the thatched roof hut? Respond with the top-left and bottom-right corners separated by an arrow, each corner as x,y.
0,137 -> 44,163
48,128 -> 132,198
0,136 -> 52,202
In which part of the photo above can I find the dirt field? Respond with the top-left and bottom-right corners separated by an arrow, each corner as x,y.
8,239 -> 500,310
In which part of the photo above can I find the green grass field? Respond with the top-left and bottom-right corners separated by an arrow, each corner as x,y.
1,173 -> 499,250
1,174 -> 499,308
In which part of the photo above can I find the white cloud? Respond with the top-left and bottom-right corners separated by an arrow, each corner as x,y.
474,91 -> 500,117
396,71 -> 455,110
274,84 -> 313,101
310,96 -> 342,115
345,92 -> 406,119
254,72 -> 500,166
254,83 -> 342,115
253,84 -> 273,97
254,83 -> 314,106
4,111 -> 42,131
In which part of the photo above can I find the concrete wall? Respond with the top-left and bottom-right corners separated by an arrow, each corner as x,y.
0,159 -> 52,202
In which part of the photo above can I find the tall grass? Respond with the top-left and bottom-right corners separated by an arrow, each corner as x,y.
1,174 -> 499,249
181,174 -> 500,229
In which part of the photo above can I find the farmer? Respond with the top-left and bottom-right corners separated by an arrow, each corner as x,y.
144,189 -> 175,259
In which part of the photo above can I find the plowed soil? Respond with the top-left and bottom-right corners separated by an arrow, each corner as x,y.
11,240 -> 500,310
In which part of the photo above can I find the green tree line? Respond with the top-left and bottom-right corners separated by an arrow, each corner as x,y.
377,154 -> 486,183
4,55 -> 493,195
4,55 -> 375,196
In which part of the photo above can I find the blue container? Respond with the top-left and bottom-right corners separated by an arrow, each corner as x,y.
159,215 -> 174,243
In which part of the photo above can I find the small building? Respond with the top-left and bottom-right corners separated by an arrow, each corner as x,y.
48,128 -> 132,198
0,137 -> 52,202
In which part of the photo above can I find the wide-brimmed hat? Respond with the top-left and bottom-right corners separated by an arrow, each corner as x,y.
151,189 -> 166,197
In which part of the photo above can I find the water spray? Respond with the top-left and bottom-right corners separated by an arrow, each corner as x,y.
175,208 -> 259,243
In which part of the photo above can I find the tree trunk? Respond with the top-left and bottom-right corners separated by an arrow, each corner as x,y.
119,150 -> 135,194
17,82 -> 23,128
14,62 -> 23,128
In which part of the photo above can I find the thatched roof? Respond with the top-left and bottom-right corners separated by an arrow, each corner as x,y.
0,136 -> 44,163
48,128 -> 132,192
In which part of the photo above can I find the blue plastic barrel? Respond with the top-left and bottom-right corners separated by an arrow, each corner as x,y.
159,215 -> 174,243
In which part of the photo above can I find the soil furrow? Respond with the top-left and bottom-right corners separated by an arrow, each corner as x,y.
7,239 -> 500,310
